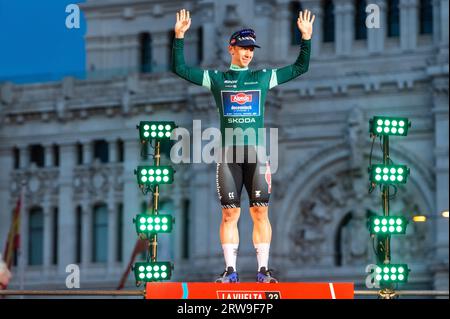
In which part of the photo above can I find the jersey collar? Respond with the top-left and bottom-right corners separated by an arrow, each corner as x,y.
229,64 -> 248,71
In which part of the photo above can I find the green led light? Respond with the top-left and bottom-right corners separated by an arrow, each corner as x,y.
134,213 -> 173,235
370,116 -> 410,136
375,264 -> 409,283
136,166 -> 174,185
134,261 -> 172,282
139,121 -> 176,141
370,164 -> 409,185
368,216 -> 408,235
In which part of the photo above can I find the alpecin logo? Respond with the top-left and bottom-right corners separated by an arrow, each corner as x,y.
231,93 -> 252,105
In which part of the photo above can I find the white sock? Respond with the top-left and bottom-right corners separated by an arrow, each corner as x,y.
222,243 -> 239,271
254,243 -> 270,271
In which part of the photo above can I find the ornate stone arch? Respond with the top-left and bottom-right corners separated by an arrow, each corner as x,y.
274,142 -> 435,267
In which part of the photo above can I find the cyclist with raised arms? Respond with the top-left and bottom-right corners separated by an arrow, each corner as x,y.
172,8 -> 315,283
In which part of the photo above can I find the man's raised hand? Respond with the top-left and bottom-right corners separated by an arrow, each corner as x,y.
175,9 -> 191,39
297,9 -> 315,40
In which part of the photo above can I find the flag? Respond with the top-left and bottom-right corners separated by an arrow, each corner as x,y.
116,238 -> 149,290
2,197 -> 21,270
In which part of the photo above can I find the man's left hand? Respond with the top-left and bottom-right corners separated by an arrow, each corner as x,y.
297,9 -> 315,40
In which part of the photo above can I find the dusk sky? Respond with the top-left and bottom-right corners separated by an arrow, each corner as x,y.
0,0 -> 86,83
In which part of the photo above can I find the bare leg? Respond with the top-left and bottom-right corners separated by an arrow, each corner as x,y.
220,207 -> 241,244
249,206 -> 271,244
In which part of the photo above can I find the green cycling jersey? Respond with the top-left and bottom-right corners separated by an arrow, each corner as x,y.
172,38 -> 311,146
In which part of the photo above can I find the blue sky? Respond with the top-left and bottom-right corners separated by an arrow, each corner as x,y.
0,0 -> 86,84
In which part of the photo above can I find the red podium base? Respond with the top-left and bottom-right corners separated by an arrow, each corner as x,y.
145,282 -> 354,299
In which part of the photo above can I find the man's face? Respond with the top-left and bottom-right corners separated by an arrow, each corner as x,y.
229,45 -> 255,67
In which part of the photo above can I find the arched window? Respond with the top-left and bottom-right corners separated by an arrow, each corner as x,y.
30,144 -> 44,168
139,32 -> 152,73
182,199 -> 190,259
197,27 -> 203,64
387,0 -> 400,37
354,0 -> 368,40
322,0 -> 335,43
290,1 -> 303,45
334,213 -> 352,266
13,147 -> 20,169
419,0 -> 433,35
29,207 -> 44,265
93,204 -> 108,263
93,140 -> 109,163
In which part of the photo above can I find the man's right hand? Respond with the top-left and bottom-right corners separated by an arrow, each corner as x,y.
175,9 -> 191,39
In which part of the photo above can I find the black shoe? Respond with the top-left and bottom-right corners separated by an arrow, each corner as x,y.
256,267 -> 278,283
215,266 -> 240,283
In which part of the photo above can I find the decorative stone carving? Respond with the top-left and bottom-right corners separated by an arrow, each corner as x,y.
289,169 -> 428,266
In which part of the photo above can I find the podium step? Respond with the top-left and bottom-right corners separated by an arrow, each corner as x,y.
145,282 -> 354,299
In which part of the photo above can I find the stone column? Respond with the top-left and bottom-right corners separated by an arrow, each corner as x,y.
42,200 -> 53,276
368,0 -> 387,54
83,141 -> 92,165
44,144 -> 54,168
199,1 -> 216,67
122,138 -> 141,271
437,0 -> 449,50
108,139 -> 117,164
0,147 -> 13,251
107,200 -> 117,273
301,0 -> 323,57
399,0 -> 418,51
335,0 -> 355,56
81,201 -> 92,268
275,0 -> 291,62
19,145 -> 29,169
152,31 -> 171,72
57,143 -> 76,274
